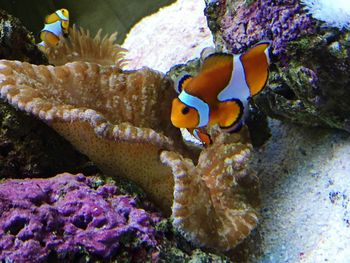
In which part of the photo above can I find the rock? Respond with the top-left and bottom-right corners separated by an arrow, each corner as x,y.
122,0 -> 214,72
0,9 -> 47,64
204,0 -> 350,133
0,173 -> 162,262
0,100 -> 96,179
0,173 -> 231,262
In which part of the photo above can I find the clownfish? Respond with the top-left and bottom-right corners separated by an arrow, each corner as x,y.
38,8 -> 69,48
171,41 -> 271,146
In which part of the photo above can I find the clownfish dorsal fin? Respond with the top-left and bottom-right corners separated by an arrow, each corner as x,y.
44,14 -> 50,24
175,74 -> 193,93
241,40 -> 271,96
200,53 -> 233,73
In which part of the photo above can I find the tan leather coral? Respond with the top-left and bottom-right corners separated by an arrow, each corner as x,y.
161,127 -> 259,251
0,59 -> 181,213
0,27 -> 260,252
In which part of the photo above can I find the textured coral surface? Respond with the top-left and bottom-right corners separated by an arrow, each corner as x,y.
0,57 -> 262,253
206,0 -> 315,57
0,173 -> 161,262
161,127 -> 260,251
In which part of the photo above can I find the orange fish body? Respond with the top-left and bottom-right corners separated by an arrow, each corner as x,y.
38,8 -> 69,48
171,41 -> 271,145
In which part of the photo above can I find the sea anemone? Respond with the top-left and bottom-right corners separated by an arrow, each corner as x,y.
44,25 -> 127,66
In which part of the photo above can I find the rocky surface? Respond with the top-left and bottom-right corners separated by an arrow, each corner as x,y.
0,173 -> 162,262
205,0 -> 315,57
0,99 -> 95,179
122,0 -> 213,72
0,173 -> 231,262
204,0 -> 350,133
0,9 -> 46,64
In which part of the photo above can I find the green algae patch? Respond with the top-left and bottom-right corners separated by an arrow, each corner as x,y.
255,30 -> 350,132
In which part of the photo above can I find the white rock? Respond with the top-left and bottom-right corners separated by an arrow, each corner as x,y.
122,0 -> 214,73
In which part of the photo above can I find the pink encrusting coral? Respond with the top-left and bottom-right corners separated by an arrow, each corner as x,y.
0,173 -> 161,262
219,0 -> 316,57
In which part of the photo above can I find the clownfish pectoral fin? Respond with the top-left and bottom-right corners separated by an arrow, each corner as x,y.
40,31 -> 60,46
37,41 -> 46,51
188,128 -> 212,146
241,41 -> 271,96
200,53 -> 233,73
175,74 -> 193,93
217,99 -> 243,129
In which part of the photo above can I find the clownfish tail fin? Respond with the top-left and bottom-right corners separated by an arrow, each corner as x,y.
241,40 -> 271,97
175,74 -> 192,94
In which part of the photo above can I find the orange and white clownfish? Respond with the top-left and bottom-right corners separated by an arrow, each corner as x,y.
38,8 -> 69,48
171,41 -> 271,146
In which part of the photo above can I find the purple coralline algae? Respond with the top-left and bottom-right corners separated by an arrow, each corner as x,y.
218,0 -> 316,57
0,173 -> 161,262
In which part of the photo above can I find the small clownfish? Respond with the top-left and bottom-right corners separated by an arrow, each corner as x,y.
38,8 -> 69,48
171,41 -> 271,146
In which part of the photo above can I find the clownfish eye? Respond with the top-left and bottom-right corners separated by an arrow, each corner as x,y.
61,9 -> 65,13
181,106 -> 190,115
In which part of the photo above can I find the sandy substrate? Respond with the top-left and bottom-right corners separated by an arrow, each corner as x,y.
248,120 -> 350,263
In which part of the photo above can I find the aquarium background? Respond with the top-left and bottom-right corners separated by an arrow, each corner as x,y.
0,0 -> 350,262
0,0 -> 175,42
